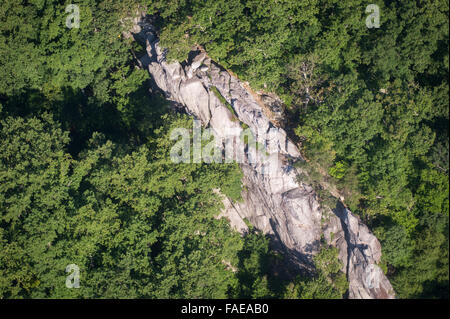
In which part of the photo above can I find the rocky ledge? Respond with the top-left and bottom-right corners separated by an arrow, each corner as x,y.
132,15 -> 395,299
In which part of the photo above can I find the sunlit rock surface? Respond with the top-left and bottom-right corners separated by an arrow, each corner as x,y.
134,15 -> 395,299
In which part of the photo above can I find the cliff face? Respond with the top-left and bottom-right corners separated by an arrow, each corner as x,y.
133,15 -> 395,299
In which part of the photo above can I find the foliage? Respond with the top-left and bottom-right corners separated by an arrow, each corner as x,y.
0,113 -> 273,298
284,246 -> 348,299
0,0 -> 149,102
329,161 -> 349,180
1,0 -> 448,299
0,0 -> 291,299
149,0 -> 449,298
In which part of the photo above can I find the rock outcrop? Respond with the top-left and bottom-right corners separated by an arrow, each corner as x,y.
133,15 -> 395,299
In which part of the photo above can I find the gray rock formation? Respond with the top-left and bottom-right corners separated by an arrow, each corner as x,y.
132,15 -> 395,299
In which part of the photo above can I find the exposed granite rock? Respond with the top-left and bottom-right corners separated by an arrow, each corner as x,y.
214,189 -> 249,235
133,15 -> 395,299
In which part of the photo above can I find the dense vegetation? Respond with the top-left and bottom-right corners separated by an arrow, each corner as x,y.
0,0 -> 447,299
0,0 -> 347,299
150,0 -> 449,298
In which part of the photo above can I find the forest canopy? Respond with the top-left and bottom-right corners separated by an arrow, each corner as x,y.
0,0 -> 448,299
0,0 -> 347,299
151,0 -> 449,298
